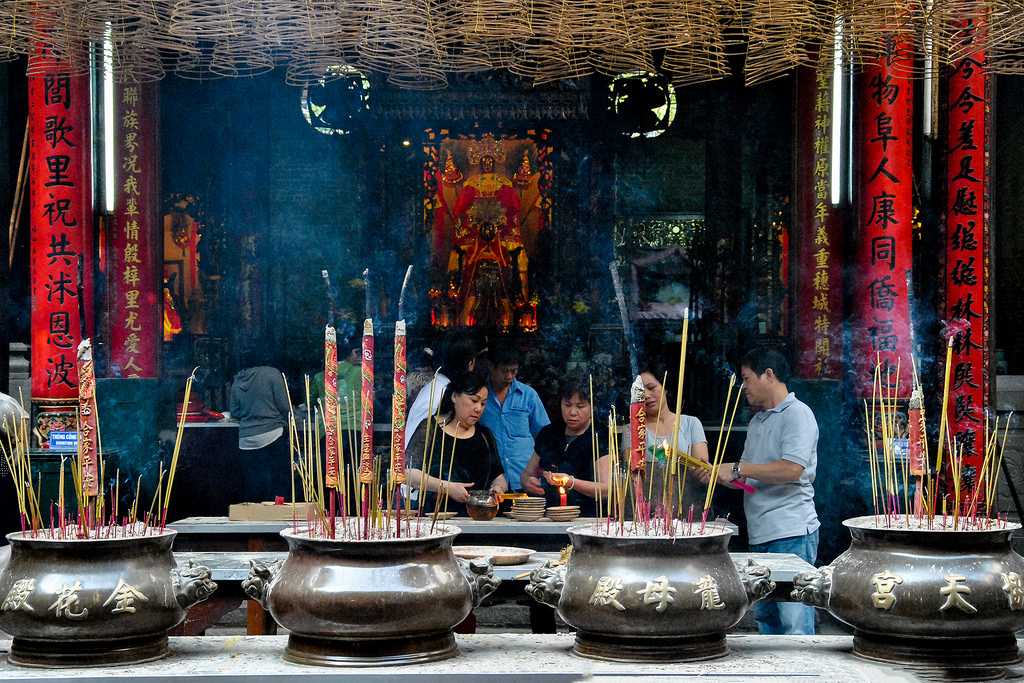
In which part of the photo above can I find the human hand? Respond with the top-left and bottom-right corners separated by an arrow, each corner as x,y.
444,481 -> 475,504
542,471 -> 570,487
524,476 -> 545,495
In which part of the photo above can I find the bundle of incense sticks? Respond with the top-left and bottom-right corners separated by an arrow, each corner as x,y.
283,317 -> 448,541
1,366 -> 197,539
588,311 -> 751,538
862,337 -> 1011,531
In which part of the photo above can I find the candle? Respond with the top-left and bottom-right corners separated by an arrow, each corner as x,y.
559,486 -> 567,508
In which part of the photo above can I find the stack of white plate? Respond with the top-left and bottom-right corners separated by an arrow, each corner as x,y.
510,497 -> 546,521
546,505 -> 581,522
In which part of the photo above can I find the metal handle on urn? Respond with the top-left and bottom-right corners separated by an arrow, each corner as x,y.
790,566 -> 833,608
458,557 -> 501,608
242,559 -> 283,611
525,560 -> 566,608
735,559 -> 776,603
171,560 -> 218,609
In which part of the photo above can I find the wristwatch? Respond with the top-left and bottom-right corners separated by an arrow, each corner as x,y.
730,461 -> 743,481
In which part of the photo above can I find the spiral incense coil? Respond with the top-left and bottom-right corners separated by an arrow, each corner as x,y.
742,0 -> 832,86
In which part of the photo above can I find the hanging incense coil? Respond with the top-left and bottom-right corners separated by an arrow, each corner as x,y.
112,43 -> 167,83
586,0 -> 655,75
169,0 -> 250,40
209,38 -> 276,77
284,46 -> 356,86
741,0 -> 834,86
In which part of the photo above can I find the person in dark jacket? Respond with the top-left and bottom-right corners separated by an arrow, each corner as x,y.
229,350 -> 292,502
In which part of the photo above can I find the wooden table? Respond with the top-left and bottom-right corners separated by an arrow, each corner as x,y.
173,549 -> 813,637
0,634 -> 910,681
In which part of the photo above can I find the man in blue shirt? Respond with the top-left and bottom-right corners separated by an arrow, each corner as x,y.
480,344 -> 550,492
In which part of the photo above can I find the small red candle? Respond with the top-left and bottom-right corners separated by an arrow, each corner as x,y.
559,486 -> 567,508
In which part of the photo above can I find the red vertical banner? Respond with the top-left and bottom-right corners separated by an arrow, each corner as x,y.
110,82 -> 159,377
944,19 -> 988,486
856,40 -> 914,394
794,57 -> 843,379
29,54 -> 93,402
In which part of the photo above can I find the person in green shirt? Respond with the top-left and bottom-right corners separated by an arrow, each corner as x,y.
311,338 -> 363,457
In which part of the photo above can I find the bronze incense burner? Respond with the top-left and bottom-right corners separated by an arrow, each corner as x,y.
0,529 -> 216,668
243,523 -> 500,666
792,516 -> 1024,680
527,522 -> 775,662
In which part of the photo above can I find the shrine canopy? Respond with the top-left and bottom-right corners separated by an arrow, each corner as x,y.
3,1 -> 1024,88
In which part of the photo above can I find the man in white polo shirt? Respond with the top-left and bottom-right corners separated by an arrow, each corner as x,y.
708,347 -> 819,635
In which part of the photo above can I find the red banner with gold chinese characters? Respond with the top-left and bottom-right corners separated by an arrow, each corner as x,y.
794,59 -> 843,379
944,20 -> 989,483
110,83 -> 159,378
856,40 -> 914,395
29,56 -> 93,400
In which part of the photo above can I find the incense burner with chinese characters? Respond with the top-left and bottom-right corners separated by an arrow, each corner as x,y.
527,522 -> 775,662
242,522 -> 499,666
792,516 -> 1024,677
0,528 -> 216,667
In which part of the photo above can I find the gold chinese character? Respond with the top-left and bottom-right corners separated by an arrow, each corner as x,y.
814,248 -> 829,269
125,196 -> 139,217
2,579 -> 36,613
122,110 -> 139,130
48,581 -> 88,620
812,293 -> 829,312
124,219 -> 139,241
124,311 -> 142,331
589,576 -> 626,611
814,314 -> 831,334
694,575 -> 726,610
813,270 -> 829,291
636,576 -> 676,612
1002,572 -> 1024,610
125,290 -> 141,310
815,337 -> 830,358
124,265 -> 140,287
123,242 -> 140,264
124,356 -> 144,375
122,174 -> 139,197
814,226 -> 829,246
103,578 -> 149,614
122,86 -> 139,107
121,153 -> 141,175
125,331 -> 141,355
815,201 -> 829,224
939,575 -> 977,614
870,570 -> 903,610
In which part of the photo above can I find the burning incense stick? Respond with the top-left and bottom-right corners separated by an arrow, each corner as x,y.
390,320 -> 408,537
76,341 -> 100,515
359,319 -> 375,537
324,325 -> 340,536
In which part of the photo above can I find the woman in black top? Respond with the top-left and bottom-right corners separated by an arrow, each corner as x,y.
520,377 -> 609,517
405,370 -> 507,515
